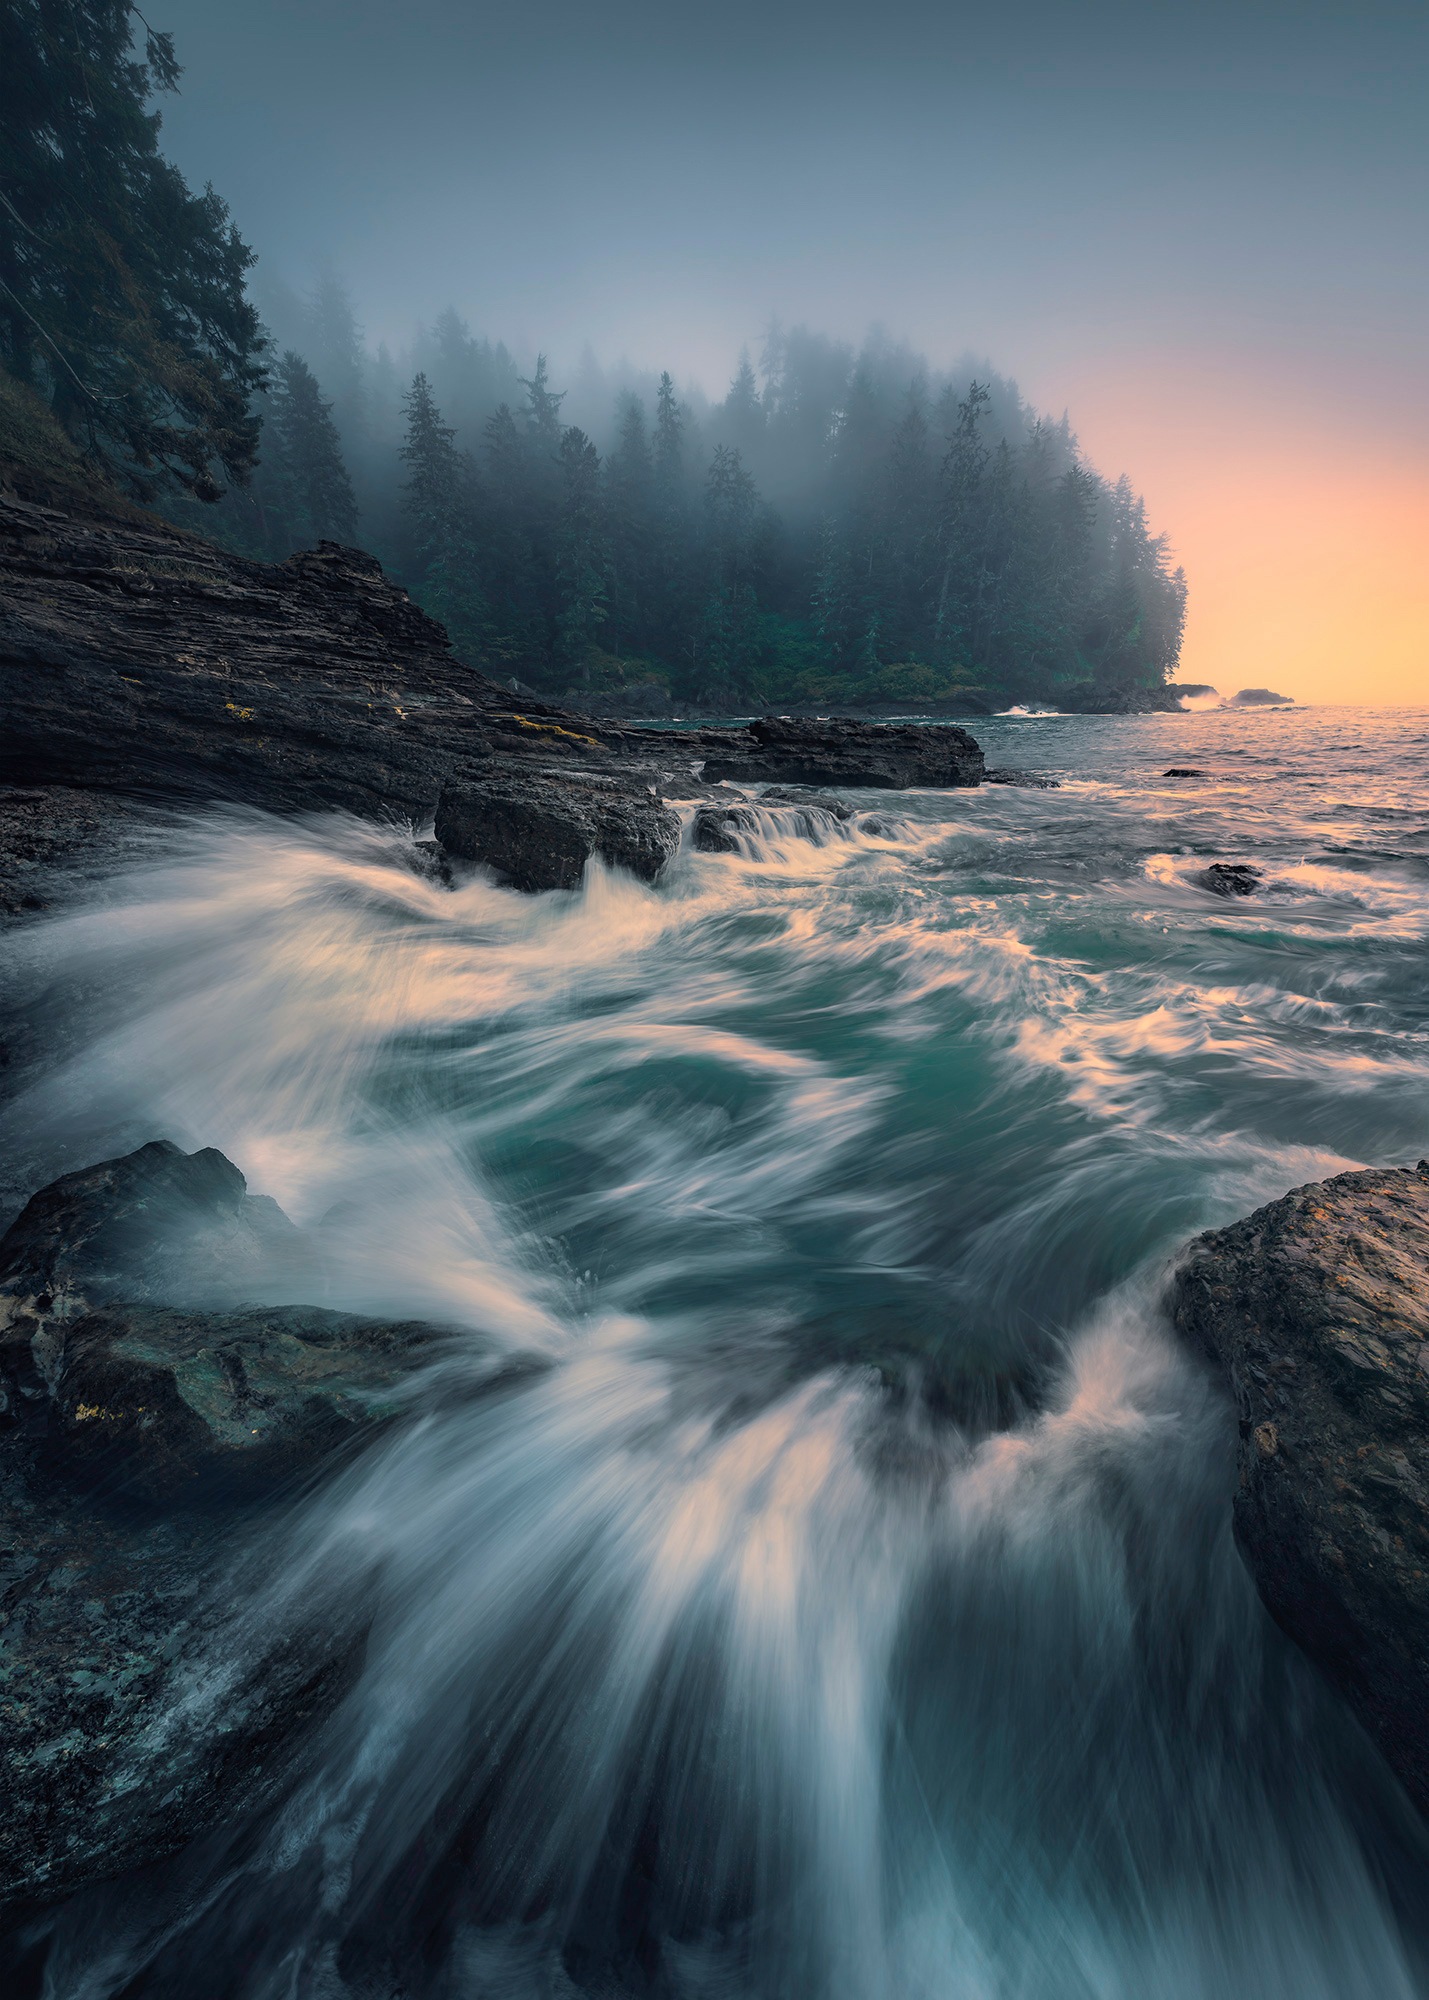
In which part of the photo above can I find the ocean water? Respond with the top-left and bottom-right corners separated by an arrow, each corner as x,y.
4,704 -> 1429,1998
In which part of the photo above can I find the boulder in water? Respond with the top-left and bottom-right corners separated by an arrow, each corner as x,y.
0,1143 -> 533,1915
1228,688 -> 1294,707
435,771 -> 679,891
0,1138 -> 307,1313
1200,862 -> 1262,896
1170,1162 -> 1429,1812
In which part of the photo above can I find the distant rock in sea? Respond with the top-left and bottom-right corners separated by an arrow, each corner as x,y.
1228,688 -> 1294,707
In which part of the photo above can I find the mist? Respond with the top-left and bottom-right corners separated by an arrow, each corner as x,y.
141,0 -> 1426,703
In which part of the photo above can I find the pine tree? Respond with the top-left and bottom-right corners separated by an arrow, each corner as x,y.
400,372 -> 486,657
0,0 -> 265,497
520,354 -> 565,451
302,274 -> 365,446
272,351 -> 358,544
605,394 -> 654,656
700,445 -> 761,699
555,426 -> 607,679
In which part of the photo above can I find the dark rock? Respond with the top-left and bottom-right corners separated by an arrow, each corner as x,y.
701,716 -> 984,790
0,1138 -> 308,1317
1054,683 -> 1185,714
14,1300 -> 454,1501
1164,767 -> 1204,778
0,1142 -> 539,1913
1200,862 -> 1262,897
1229,687 -> 1294,707
691,803 -> 754,853
0,1446 -> 371,1920
0,492 -> 991,915
1169,1162 -> 1429,1812
758,786 -> 855,819
435,771 -> 679,891
984,769 -> 1062,789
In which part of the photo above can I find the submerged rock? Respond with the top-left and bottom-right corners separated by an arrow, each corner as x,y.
1200,862 -> 1262,896
701,716 -> 984,790
984,768 -> 1062,789
0,1142 -> 531,1915
435,771 -> 679,891
691,789 -> 854,854
1170,1162 -> 1429,1812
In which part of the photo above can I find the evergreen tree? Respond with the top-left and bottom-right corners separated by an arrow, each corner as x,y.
555,426 -> 607,679
302,273 -> 365,445
272,351 -> 358,544
400,372 -> 485,657
700,445 -> 761,700
0,0 -> 265,497
605,394 -> 654,656
520,353 -> 565,451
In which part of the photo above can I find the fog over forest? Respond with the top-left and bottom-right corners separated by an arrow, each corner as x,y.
171,277 -> 1186,713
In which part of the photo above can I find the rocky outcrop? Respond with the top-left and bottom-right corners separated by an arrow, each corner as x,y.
700,716 -> 984,790
435,770 -> 680,891
0,488 -> 993,917
0,1138 -> 306,1313
0,1141 -> 523,1913
1055,683 -> 1187,714
1200,862 -> 1262,896
1169,1162 -> 1429,1811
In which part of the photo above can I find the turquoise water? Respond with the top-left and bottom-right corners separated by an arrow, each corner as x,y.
5,705 -> 1429,1996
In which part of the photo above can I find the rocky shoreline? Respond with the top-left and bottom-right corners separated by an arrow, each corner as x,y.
0,484 -> 983,914
5,477 -> 1429,1924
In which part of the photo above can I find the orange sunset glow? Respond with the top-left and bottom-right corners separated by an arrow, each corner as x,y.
1065,359 -> 1429,708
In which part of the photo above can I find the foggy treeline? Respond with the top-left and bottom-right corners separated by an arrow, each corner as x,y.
172,277 -> 1188,712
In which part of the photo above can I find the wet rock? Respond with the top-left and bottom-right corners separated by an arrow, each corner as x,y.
985,769 -> 1062,789
1200,862 -> 1262,896
1229,687 -> 1293,707
0,1443 -> 372,1921
0,1138 -> 308,1315
691,789 -> 854,854
1164,767 -> 1204,778
758,786 -> 855,819
13,1300 -> 456,1501
0,1142 -> 535,1914
701,716 -> 984,790
435,771 -> 679,891
691,803 -> 754,853
1169,1162 -> 1429,1812
1054,683 -> 1185,714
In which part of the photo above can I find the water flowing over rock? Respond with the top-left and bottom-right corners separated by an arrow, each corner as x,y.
0,1143 -> 504,1915
1170,1163 -> 1429,1812
435,772 -> 680,891
0,489 -> 988,913
1201,862 -> 1263,896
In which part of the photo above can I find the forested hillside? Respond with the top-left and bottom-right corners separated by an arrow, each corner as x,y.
0,3 -> 1185,713
175,288 -> 1188,713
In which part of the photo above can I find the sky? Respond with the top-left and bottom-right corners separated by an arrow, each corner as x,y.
151,0 -> 1427,704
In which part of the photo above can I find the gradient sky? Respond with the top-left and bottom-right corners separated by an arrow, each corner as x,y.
152,0 -> 1427,704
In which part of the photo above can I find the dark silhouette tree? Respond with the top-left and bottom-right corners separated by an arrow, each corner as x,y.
0,0 -> 265,498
